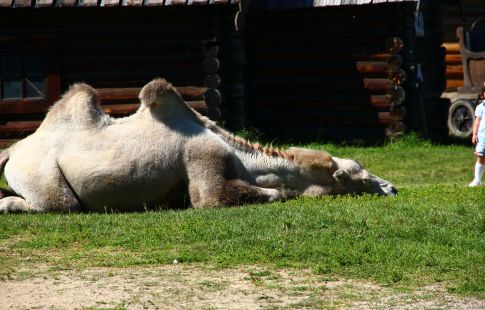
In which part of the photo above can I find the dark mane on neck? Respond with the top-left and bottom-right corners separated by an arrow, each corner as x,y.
187,107 -> 294,160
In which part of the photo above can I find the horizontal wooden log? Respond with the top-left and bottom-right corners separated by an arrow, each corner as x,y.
250,77 -> 395,94
0,101 -> 209,137
356,61 -> 389,74
363,79 -> 393,91
97,86 -> 207,102
442,43 -> 460,53
248,37 -> 390,50
102,101 -> 207,115
249,93 -> 399,110
62,58 -> 204,73
63,38 -> 205,55
246,17 -> 394,37
0,101 -> 51,115
0,121 -> 41,136
356,64 -> 406,85
446,79 -> 465,89
248,47 -> 389,62
249,109 -> 395,128
446,65 -> 464,75
0,87 -> 208,115
366,53 -> 392,61
250,61 -> 389,78
445,54 -> 463,63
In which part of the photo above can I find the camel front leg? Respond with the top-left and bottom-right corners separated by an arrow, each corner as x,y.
184,140 -> 284,208
0,196 -> 39,213
188,178 -> 283,208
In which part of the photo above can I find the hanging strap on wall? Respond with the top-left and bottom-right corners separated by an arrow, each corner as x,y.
414,0 -> 425,38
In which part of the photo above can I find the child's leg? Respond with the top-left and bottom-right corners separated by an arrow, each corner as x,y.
470,140 -> 485,186
473,156 -> 485,183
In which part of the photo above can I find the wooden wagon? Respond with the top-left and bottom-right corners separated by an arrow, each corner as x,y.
444,18 -> 485,138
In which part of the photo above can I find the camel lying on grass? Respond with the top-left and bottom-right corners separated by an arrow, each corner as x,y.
0,78 -> 397,213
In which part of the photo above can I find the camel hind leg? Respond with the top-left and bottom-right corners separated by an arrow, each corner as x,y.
1,161 -> 83,213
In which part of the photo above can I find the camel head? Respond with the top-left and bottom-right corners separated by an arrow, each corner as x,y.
287,147 -> 397,197
330,158 -> 397,196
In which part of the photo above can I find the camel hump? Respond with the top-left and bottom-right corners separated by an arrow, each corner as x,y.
137,78 -> 210,126
43,83 -> 106,128
138,78 -> 181,108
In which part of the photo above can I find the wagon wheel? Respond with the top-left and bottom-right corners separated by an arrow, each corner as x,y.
447,99 -> 475,139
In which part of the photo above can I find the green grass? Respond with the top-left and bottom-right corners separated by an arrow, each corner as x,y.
0,136 -> 484,298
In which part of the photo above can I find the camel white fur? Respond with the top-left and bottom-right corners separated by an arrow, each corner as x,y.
0,78 -> 397,213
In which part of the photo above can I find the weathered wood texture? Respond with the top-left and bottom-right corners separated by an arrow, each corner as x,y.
0,6 -> 238,140
244,3 -> 413,139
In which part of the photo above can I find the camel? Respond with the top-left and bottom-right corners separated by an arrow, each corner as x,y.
0,78 -> 397,213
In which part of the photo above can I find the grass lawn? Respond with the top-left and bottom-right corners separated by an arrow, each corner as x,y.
0,135 -> 484,299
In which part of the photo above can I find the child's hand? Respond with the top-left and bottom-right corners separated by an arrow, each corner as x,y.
472,134 -> 478,145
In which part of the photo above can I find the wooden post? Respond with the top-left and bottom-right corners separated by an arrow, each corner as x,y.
203,40 -> 222,121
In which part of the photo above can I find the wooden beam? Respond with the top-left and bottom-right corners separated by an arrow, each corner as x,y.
363,78 -> 392,91
97,86 -> 207,102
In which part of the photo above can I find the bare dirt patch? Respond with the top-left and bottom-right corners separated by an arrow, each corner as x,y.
1,265 -> 483,309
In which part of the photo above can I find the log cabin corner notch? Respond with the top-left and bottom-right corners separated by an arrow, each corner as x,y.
243,0 -> 449,141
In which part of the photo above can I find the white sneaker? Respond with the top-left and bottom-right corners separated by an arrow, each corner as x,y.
469,180 -> 481,187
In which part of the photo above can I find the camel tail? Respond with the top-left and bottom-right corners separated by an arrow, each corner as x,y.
0,150 -> 15,199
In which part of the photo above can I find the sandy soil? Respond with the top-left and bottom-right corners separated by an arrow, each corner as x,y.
0,265 -> 484,309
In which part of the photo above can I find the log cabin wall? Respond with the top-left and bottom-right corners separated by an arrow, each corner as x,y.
400,0 -> 448,139
0,4 -> 239,145
244,3 -> 415,140
0,0 -> 450,143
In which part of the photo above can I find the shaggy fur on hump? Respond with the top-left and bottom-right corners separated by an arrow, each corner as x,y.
184,107 -> 297,161
139,78 -> 299,161
43,83 -> 104,128
188,108 -> 335,170
139,78 -> 335,172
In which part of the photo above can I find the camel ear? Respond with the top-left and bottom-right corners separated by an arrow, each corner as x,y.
287,148 -> 333,171
139,78 -> 175,107
333,169 -> 350,184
